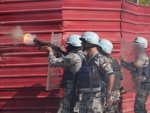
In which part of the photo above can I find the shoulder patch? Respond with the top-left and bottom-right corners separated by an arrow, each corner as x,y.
101,63 -> 108,69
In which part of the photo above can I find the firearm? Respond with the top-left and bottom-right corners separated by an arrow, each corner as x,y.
33,38 -> 68,56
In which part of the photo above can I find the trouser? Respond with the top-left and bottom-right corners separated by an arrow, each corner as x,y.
79,92 -> 103,113
134,82 -> 150,113
74,93 -> 83,113
103,90 -> 120,113
57,81 -> 73,113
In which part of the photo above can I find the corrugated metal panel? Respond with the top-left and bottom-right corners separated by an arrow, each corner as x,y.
121,1 -> 150,43
0,1 -> 122,113
62,1 -> 122,59
1,0 -> 150,113
121,1 -> 150,113
0,0 -> 63,113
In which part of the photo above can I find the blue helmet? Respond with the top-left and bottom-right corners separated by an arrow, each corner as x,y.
134,37 -> 148,48
98,39 -> 113,54
80,31 -> 99,45
66,34 -> 82,47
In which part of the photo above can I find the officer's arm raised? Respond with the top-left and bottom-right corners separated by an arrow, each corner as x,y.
48,52 -> 79,67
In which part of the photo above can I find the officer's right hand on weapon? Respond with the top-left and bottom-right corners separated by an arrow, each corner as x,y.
45,46 -> 61,58
45,46 -> 52,54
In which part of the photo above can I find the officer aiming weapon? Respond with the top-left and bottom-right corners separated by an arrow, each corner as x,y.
33,38 -> 67,55
23,33 -> 67,56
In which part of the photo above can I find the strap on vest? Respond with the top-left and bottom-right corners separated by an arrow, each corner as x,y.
88,53 -> 101,64
142,59 -> 150,78
76,52 -> 85,61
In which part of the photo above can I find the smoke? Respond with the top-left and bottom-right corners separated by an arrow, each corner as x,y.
10,26 -> 36,46
11,26 -> 24,45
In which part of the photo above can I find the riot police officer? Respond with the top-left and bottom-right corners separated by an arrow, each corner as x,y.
78,32 -> 115,113
98,39 -> 123,113
133,37 -> 149,113
45,34 -> 85,113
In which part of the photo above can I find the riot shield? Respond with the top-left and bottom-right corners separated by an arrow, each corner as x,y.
46,32 -> 65,91
120,38 -> 145,93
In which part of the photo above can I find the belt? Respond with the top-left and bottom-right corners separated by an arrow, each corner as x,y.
79,87 -> 101,92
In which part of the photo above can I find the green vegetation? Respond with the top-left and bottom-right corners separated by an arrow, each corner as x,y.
127,0 -> 150,6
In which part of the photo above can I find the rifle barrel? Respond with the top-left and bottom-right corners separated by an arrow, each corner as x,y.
33,38 -> 67,55
33,38 -> 48,46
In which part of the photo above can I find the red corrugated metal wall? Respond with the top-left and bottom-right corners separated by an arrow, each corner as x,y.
0,0 -> 150,113
121,1 -> 150,113
62,0 -> 121,59
0,0 -> 63,113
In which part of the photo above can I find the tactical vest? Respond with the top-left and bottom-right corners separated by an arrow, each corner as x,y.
110,57 -> 122,90
61,52 -> 85,88
78,53 -> 102,92
142,59 -> 150,82
99,57 -> 122,91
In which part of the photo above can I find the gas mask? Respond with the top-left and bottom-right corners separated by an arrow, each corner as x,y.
82,41 -> 97,51
66,43 -> 82,53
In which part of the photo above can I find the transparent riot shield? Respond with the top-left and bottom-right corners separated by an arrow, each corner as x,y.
46,32 -> 65,91
120,38 -> 145,93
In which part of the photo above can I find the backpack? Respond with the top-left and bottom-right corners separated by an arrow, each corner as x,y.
110,57 -> 122,90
